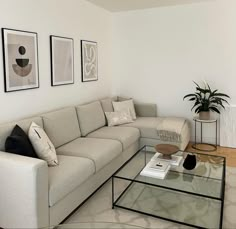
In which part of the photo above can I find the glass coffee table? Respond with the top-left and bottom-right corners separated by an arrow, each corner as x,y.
112,145 -> 225,229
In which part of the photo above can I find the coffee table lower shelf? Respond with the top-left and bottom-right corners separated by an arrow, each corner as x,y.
112,179 -> 223,229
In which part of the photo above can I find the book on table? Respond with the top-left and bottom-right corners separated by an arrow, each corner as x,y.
148,160 -> 170,172
151,152 -> 183,167
140,159 -> 171,179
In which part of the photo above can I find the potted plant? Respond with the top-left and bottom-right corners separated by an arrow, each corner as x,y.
183,82 -> 230,120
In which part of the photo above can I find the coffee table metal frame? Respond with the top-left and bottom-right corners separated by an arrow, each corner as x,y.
112,145 -> 226,229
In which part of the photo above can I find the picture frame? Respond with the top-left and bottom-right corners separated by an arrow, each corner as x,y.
50,35 -> 74,86
1,28 -> 39,92
81,40 -> 98,82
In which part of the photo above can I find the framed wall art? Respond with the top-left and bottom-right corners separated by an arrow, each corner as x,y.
50,35 -> 74,86
81,40 -> 98,82
1,28 -> 39,92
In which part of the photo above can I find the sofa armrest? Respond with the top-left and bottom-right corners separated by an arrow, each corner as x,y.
134,103 -> 157,117
0,151 -> 49,228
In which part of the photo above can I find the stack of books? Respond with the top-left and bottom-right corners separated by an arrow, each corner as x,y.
140,152 -> 183,179
151,152 -> 183,167
140,158 -> 171,179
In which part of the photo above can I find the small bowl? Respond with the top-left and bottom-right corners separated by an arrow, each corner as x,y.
155,144 -> 179,160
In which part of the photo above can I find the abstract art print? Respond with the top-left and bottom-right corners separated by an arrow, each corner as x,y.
81,40 -> 98,82
50,36 -> 74,86
2,28 -> 39,92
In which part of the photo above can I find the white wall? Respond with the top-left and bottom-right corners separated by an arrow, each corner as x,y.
0,0 -> 112,124
1,0 -> 235,143
112,0 -> 236,142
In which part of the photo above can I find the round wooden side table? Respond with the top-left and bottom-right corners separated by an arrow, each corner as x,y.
192,117 -> 217,152
155,144 -> 180,159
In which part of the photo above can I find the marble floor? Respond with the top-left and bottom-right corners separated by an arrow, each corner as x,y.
64,167 -> 236,229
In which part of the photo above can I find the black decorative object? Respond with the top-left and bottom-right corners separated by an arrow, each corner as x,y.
183,154 -> 197,170
5,125 -> 38,158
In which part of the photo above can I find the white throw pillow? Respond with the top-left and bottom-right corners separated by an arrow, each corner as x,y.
112,99 -> 136,120
28,122 -> 59,166
105,109 -> 133,127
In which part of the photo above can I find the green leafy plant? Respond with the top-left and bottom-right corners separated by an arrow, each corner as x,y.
183,82 -> 230,114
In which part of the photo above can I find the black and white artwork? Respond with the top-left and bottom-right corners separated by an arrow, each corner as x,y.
81,40 -> 98,82
2,28 -> 39,92
50,36 -> 74,86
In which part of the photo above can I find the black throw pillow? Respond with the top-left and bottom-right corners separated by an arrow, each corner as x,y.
5,125 -> 38,158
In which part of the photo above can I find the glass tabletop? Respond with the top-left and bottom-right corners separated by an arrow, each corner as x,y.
114,145 -> 225,199
46,222 -> 145,229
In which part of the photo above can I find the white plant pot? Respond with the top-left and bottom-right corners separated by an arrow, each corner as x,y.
199,111 -> 210,120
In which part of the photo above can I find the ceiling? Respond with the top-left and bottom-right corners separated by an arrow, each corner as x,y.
86,0 -> 209,12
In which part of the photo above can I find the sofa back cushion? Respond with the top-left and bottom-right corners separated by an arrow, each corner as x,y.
100,98 -> 114,113
0,116 -> 43,151
76,101 -> 106,136
100,96 -> 117,113
42,107 -> 81,148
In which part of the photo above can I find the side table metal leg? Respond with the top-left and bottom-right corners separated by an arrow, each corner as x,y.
192,118 -> 218,152
112,177 -> 114,209
216,120 -> 218,148
201,122 -> 203,143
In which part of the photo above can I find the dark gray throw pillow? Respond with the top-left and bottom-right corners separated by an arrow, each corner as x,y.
5,125 -> 38,158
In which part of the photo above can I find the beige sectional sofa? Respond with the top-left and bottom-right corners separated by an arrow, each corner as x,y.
0,97 -> 190,228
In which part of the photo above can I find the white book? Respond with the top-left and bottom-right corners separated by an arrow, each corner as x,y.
151,152 -> 183,167
140,159 -> 171,179
147,160 -> 170,172
140,164 -> 171,179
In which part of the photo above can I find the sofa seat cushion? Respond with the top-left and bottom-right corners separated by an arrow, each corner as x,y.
122,117 -> 187,143
49,155 -> 95,207
87,127 -> 140,150
121,117 -> 164,139
57,138 -> 122,172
